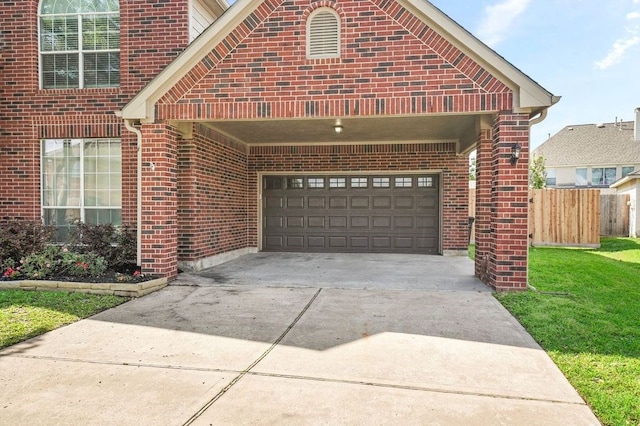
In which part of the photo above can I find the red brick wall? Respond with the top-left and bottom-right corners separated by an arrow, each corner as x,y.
0,0 -> 191,221
177,125 -> 249,262
157,0 -> 513,121
248,142 -> 469,251
488,112 -> 530,291
140,123 -> 179,278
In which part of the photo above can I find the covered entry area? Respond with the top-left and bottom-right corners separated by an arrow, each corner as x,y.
261,173 -> 440,254
119,0 -> 559,290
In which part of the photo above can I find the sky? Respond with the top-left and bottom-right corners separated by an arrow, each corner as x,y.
429,0 -> 640,149
226,0 -> 639,149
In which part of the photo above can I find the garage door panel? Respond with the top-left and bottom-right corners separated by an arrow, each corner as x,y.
373,216 -> 392,228
265,236 -> 284,249
286,216 -> 304,228
329,216 -> 347,228
265,216 -> 284,228
262,174 -> 439,254
372,196 -> 392,208
351,216 -> 369,228
329,197 -> 348,209
350,236 -> 369,248
351,197 -> 369,208
287,197 -> 305,208
394,196 -> 414,208
395,237 -> 414,248
417,197 -> 437,208
417,216 -> 437,229
308,236 -> 326,248
372,237 -> 392,248
395,216 -> 414,228
308,197 -> 326,208
286,236 -> 304,248
328,236 -> 347,248
266,196 -> 284,208
308,216 -> 325,228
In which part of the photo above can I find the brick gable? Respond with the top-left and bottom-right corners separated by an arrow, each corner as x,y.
157,0 -> 512,121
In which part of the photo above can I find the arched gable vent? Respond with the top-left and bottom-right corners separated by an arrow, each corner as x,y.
307,8 -> 340,59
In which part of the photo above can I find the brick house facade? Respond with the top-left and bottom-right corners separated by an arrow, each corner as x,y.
0,0 -> 558,290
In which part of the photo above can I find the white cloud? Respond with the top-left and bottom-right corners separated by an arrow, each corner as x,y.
595,1 -> 640,70
476,0 -> 532,46
595,34 -> 640,69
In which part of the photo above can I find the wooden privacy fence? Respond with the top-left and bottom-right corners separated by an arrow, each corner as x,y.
529,189 -> 601,247
601,194 -> 630,237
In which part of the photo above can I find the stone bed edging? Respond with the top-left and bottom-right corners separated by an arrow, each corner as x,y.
0,277 -> 168,297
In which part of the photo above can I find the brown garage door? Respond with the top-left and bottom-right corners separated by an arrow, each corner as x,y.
262,174 -> 440,254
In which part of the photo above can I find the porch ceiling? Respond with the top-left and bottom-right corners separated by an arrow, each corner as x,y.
196,114 -> 484,150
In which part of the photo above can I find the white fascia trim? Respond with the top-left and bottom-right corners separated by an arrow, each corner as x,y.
120,0 -> 254,122
402,0 -> 560,112
611,175 -> 640,189
204,0 -> 230,16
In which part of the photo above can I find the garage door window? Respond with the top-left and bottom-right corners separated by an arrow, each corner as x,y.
351,177 -> 368,188
308,178 -> 324,188
418,177 -> 434,188
395,177 -> 412,188
329,177 -> 346,188
265,177 -> 283,190
287,178 -> 304,189
373,177 -> 390,188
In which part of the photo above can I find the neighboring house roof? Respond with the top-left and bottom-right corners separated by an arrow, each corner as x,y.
120,0 -> 559,123
611,170 -> 640,189
533,121 -> 640,167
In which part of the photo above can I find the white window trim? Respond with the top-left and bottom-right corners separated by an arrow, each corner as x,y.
41,138 -> 122,231
38,6 -> 120,89
306,7 -> 341,59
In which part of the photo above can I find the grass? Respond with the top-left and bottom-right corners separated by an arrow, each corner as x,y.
0,290 -> 127,349
496,238 -> 640,426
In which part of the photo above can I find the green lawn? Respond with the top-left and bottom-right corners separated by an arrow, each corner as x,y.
496,238 -> 640,426
0,290 -> 127,349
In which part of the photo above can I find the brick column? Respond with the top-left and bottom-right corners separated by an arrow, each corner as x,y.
140,123 -> 178,280
474,126 -> 493,284
486,112 -> 530,290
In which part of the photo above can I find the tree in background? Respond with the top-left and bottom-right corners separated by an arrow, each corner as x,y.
469,155 -> 477,180
530,155 -> 547,189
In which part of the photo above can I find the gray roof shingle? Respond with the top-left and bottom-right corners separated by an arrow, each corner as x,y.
533,121 -> 640,167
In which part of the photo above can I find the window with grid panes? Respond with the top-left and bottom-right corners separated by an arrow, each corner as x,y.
42,139 -> 122,241
39,0 -> 120,89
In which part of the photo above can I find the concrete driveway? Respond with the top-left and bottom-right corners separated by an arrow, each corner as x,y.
0,254 -> 599,425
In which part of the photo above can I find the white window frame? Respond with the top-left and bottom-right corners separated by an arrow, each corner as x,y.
306,7 -> 341,59
39,1 -> 120,89
41,138 -> 122,239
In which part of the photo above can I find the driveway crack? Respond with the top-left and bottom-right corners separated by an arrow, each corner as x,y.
182,288 -> 322,426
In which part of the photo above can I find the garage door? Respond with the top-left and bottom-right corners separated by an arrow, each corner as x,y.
262,174 -> 440,254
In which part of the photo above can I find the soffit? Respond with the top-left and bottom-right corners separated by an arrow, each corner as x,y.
195,114 -> 479,147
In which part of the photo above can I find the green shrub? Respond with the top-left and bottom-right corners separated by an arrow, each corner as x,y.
19,246 -> 107,280
67,222 -> 137,269
0,219 -> 55,265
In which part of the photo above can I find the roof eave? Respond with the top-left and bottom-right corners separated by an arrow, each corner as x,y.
403,0 -> 559,113
611,174 -> 640,189
121,0 -> 252,122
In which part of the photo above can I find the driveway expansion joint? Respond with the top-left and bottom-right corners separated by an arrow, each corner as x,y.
182,288 -> 323,426
245,371 -> 590,407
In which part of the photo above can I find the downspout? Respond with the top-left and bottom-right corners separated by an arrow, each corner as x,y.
529,109 -> 547,126
123,119 -> 143,267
